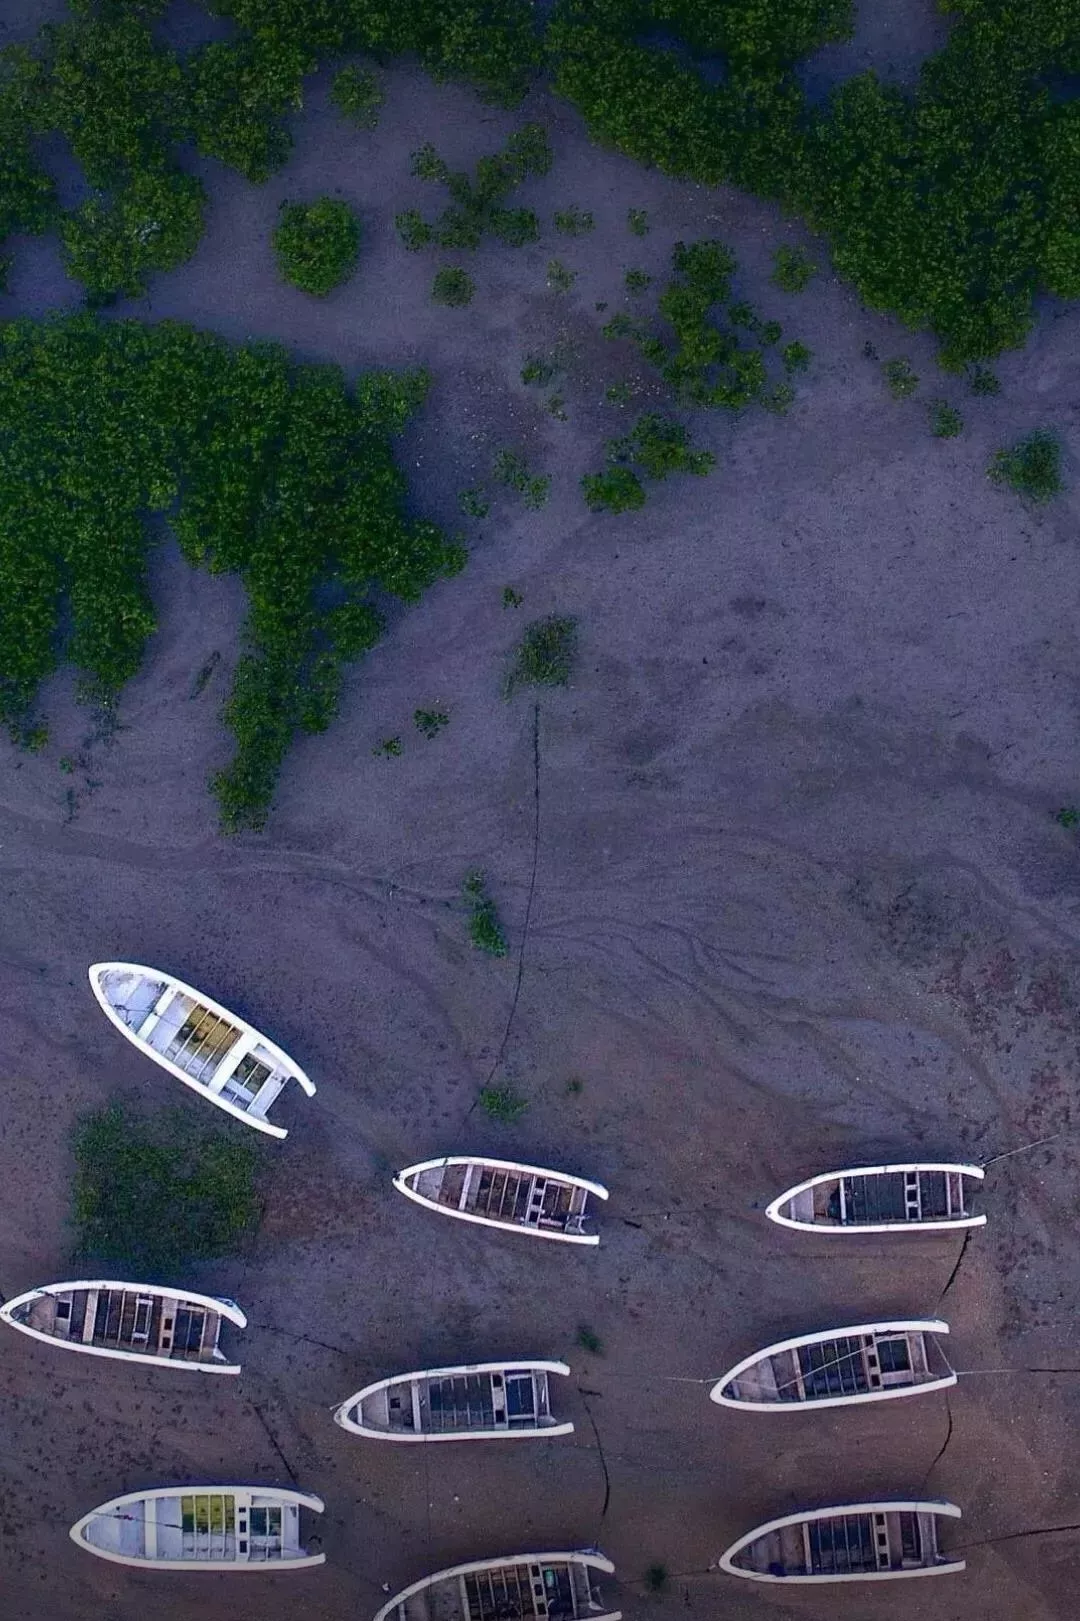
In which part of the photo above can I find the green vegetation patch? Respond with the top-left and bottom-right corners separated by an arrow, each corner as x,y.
554,205 -> 594,235
432,265 -> 475,305
929,400 -> 963,439
0,316 -> 462,830
396,124 -> 550,253
464,870 -> 509,956
479,1082 -> 528,1121
616,239 -> 802,411
585,412 -> 713,511
494,449 -> 550,508
71,1102 -> 259,1275
771,245 -> 816,293
989,429 -> 1064,502
330,64 -> 384,129
883,357 -> 918,400
274,197 -> 361,296
508,614 -> 578,690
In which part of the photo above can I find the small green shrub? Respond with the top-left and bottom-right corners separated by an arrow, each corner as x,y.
582,468 -> 646,512
1056,806 -> 1079,829
464,870 -> 509,956
989,430 -> 1063,503
71,1102 -> 259,1274
883,358 -> 918,400
432,265 -> 474,306
494,449 -> 549,506
627,208 -> 649,237
458,486 -> 490,518
479,1083 -> 528,1122
508,615 -> 577,691
968,365 -> 1001,397
546,258 -> 576,292
414,707 -> 449,738
373,736 -> 402,757
554,206 -> 594,236
605,382 -> 633,404
396,209 -> 434,251
576,1324 -> 603,1354
781,341 -> 812,372
644,1565 -> 669,1593
771,245 -> 816,293
502,586 -> 523,608
610,413 -> 714,480
760,320 -> 782,346
930,400 -> 963,438
625,268 -> 652,295
330,64 -> 384,129
547,394 -> 567,421
521,353 -> 559,386
761,382 -> 795,415
274,198 -> 360,296
565,1075 -> 584,1094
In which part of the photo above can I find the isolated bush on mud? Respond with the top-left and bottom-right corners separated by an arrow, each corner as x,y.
330,64 -> 384,128
988,428 -> 1064,502
274,197 -> 361,295
507,614 -> 578,691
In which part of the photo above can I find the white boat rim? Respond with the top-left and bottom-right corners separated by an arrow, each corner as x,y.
710,1319 -> 954,1408
765,1163 -> 987,1231
719,1500 -> 964,1583
334,1360 -> 573,1440
372,1550 -> 618,1621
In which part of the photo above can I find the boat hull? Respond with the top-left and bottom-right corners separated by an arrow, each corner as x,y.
334,1360 -> 574,1441
70,1486 -> 325,1571
766,1163 -> 986,1233
394,1157 -> 608,1245
0,1281 -> 246,1374
720,1501 -> 965,1583
711,1319 -> 955,1411
373,1550 -> 620,1621
89,962 -> 314,1140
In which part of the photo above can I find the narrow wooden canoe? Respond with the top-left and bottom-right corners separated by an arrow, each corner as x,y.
766,1163 -> 986,1233
710,1320 -> 955,1410
70,1485 -> 325,1570
0,1280 -> 246,1374
89,962 -> 315,1139
393,1157 -> 609,1245
335,1360 -> 574,1442
719,1502 -> 964,1583
373,1550 -> 621,1621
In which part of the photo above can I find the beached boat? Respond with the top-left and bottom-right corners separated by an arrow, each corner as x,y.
766,1163 -> 985,1233
710,1319 -> 955,1410
0,1280 -> 246,1374
719,1502 -> 965,1583
70,1485 -> 325,1570
393,1157 -> 609,1245
89,961 -> 315,1139
334,1360 -> 574,1442
373,1550 -> 621,1621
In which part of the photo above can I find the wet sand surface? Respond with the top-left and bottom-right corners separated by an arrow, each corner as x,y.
3,6 -> 1080,1619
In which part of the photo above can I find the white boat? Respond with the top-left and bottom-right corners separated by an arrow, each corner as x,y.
710,1320 -> 955,1410
766,1163 -> 985,1233
373,1550 -> 621,1621
394,1157 -> 608,1244
334,1360 -> 574,1442
0,1280 -> 246,1374
70,1484 -> 325,1570
719,1502 -> 964,1583
89,962 -> 315,1139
